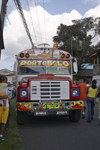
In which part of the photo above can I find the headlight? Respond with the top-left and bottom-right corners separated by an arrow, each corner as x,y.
20,89 -> 28,97
71,88 -> 79,97
73,90 -> 78,95
21,90 -> 27,96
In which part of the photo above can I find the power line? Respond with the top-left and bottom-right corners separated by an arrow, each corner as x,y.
6,14 -> 11,25
34,0 -> 43,43
31,35 -> 52,42
42,0 -> 47,43
13,0 -> 34,48
26,0 -> 38,46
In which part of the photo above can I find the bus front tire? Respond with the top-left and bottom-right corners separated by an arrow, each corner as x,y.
69,109 -> 81,122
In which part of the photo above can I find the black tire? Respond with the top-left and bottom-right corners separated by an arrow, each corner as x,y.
17,110 -> 25,125
69,109 -> 81,122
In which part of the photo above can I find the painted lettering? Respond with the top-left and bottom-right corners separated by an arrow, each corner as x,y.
19,61 -> 26,66
27,61 -> 32,66
31,61 -> 36,66
57,61 -> 62,66
42,102 -> 61,109
19,60 -> 70,67
42,61 -> 47,66
63,61 -> 70,67
47,61 -> 52,66
38,61 -> 42,66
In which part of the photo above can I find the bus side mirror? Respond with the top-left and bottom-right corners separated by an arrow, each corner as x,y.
73,58 -> 78,73
14,62 -> 18,74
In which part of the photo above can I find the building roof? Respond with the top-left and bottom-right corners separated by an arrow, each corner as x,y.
0,69 -> 14,75
88,48 -> 100,58
77,69 -> 93,77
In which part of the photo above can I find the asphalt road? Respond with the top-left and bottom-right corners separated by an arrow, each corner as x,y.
18,104 -> 100,150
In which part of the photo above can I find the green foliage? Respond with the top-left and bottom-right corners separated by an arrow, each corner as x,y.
53,17 -> 100,69
0,98 -> 23,150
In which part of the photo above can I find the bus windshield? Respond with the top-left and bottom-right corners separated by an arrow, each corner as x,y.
18,66 -> 45,74
18,66 -> 71,75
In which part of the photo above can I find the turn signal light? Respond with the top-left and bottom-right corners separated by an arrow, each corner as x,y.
53,44 -> 58,48
61,53 -> 65,58
66,54 -> 70,58
25,53 -> 30,58
20,53 -> 24,58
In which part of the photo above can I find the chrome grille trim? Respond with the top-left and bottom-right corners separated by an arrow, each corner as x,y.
30,81 -> 69,100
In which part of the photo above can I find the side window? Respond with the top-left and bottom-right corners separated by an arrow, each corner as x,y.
18,67 -> 26,74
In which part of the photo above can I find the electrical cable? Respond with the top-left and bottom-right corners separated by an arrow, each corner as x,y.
42,0 -> 47,43
13,0 -> 34,48
35,35 -> 52,42
26,0 -> 38,46
34,0 -> 43,43
6,14 -> 11,25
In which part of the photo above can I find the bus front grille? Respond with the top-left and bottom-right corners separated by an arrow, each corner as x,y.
30,81 -> 69,100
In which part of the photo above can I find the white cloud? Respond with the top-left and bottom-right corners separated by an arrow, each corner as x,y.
83,4 -> 100,45
0,54 -> 14,71
3,5 -> 82,57
2,55 -> 14,62
1,1 -> 100,70
91,35 -> 100,45
83,4 -> 100,17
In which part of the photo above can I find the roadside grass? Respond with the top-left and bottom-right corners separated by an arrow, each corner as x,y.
0,98 -> 23,150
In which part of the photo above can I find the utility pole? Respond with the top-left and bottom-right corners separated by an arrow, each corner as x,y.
0,0 -> 8,59
71,36 -> 73,56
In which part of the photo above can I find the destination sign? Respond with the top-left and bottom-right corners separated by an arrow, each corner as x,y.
19,60 -> 70,67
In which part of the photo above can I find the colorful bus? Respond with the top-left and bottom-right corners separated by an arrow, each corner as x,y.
14,44 -> 83,124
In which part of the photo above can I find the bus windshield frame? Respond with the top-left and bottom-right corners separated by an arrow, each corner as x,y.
18,59 -> 72,75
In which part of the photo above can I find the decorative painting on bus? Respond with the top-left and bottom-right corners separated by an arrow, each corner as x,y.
18,60 -> 70,67
17,48 -> 73,59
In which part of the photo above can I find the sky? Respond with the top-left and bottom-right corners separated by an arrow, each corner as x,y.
0,0 -> 100,70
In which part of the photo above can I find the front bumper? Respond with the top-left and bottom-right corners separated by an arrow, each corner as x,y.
17,101 -> 83,113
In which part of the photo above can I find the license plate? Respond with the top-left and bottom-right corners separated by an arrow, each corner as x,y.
42,102 -> 61,110
35,111 -> 47,115
57,111 -> 68,115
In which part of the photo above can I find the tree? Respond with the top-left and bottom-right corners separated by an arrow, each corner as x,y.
95,41 -> 100,49
53,17 -> 100,69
